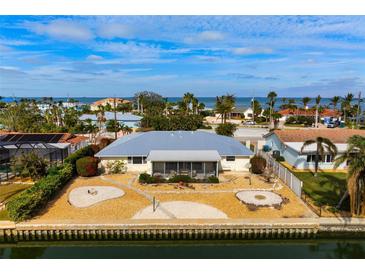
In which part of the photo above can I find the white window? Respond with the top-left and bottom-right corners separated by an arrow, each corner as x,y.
128,156 -> 147,164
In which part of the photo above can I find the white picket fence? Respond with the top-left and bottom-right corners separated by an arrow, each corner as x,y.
258,151 -> 303,197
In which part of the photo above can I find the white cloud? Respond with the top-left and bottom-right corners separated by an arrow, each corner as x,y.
184,31 -> 224,44
0,39 -> 33,46
231,47 -> 273,55
24,19 -> 93,42
86,54 -> 103,61
97,23 -> 133,39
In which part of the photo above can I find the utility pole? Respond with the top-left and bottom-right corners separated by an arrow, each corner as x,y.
251,96 -> 255,122
114,96 -> 117,140
356,91 -> 362,128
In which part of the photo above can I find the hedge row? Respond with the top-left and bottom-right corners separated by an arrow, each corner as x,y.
6,145 -> 95,222
139,173 -> 219,184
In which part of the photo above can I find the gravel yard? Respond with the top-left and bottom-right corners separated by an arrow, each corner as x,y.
28,172 -> 314,223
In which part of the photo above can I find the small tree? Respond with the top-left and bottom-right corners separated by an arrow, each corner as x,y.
215,123 -> 237,137
250,155 -> 267,174
12,152 -> 48,180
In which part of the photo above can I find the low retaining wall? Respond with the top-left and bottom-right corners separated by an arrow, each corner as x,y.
0,220 -> 318,242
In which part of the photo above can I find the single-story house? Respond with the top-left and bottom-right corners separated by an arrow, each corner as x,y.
95,131 -> 253,177
90,98 -> 131,111
278,108 -> 341,123
0,133 -> 88,164
263,129 -> 365,170
80,112 -> 142,128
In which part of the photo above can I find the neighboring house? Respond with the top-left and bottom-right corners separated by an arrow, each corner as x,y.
90,98 -> 131,111
0,133 -> 88,164
80,112 -> 142,128
263,129 -> 365,170
215,107 -> 259,120
37,101 -> 83,112
278,108 -> 341,123
96,131 -> 253,177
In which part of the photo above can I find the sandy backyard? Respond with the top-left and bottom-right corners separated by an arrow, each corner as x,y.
27,171 -> 314,224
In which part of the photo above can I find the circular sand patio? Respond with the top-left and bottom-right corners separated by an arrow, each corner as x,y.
236,190 -> 283,207
69,186 -> 125,208
132,201 -> 228,219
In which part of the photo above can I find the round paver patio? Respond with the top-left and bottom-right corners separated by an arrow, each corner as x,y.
236,190 -> 283,207
132,201 -> 228,219
68,186 -> 125,208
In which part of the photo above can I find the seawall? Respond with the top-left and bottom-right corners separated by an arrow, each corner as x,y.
1,218 -> 365,242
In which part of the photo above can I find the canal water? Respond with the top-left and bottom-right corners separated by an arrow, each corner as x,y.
1,239 -> 365,259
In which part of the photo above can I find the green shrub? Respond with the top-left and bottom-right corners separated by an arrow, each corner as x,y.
106,160 -> 126,174
168,175 -> 192,183
207,176 -> 219,183
76,157 -> 98,177
250,155 -> 267,174
139,173 -> 159,184
64,145 -> 95,174
6,145 -> 94,222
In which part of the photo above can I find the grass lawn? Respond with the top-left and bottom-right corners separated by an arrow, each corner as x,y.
0,209 -> 10,220
294,172 -> 348,208
0,184 -> 30,203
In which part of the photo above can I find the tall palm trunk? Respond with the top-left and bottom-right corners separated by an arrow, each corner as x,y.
314,146 -> 319,176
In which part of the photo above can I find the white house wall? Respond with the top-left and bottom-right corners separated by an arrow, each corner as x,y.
220,156 -> 251,171
265,134 -> 347,170
100,156 -> 250,173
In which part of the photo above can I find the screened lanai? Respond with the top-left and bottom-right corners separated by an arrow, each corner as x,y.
147,150 -> 220,178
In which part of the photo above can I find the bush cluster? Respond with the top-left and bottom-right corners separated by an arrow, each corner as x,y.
76,156 -> 98,177
138,173 -> 219,184
250,155 -> 267,174
64,145 -> 96,174
285,116 -> 314,126
7,145 -> 95,222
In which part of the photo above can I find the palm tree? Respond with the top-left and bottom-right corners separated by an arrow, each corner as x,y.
334,135 -> 365,215
302,97 -> 311,111
215,94 -> 235,124
267,91 -> 277,125
301,137 -> 337,176
331,96 -> 340,111
191,97 -> 199,114
182,92 -> 195,114
342,93 -> 354,124
314,95 -> 321,128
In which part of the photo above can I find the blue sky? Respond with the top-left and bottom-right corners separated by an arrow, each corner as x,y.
0,16 -> 364,97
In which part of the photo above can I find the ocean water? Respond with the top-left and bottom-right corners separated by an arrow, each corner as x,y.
2,96 -> 363,109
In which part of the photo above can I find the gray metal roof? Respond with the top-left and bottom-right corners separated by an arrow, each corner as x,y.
80,112 -> 142,121
95,131 -> 253,158
147,150 -> 221,162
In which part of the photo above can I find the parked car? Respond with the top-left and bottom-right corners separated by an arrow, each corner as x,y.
243,120 -> 256,125
327,122 -> 338,128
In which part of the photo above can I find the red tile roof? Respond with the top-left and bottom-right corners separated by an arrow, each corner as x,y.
268,129 -> 365,143
278,108 -> 340,117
